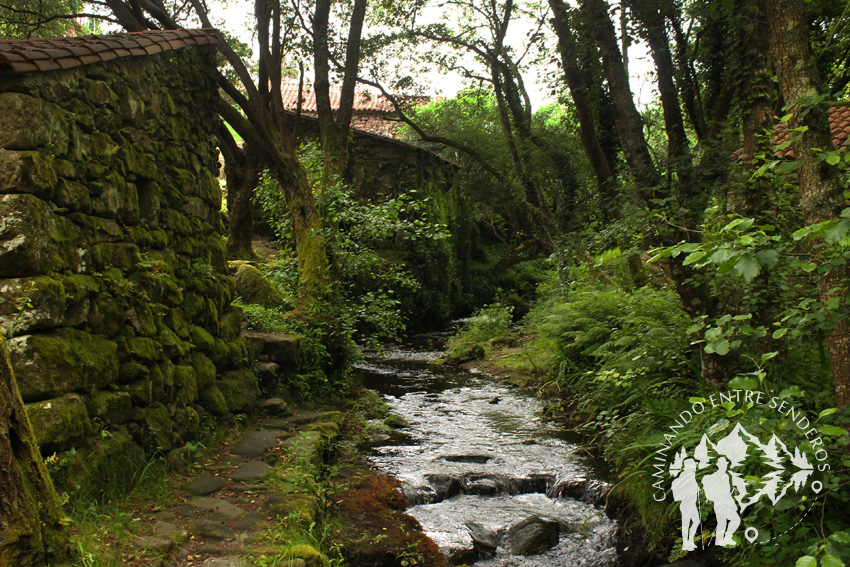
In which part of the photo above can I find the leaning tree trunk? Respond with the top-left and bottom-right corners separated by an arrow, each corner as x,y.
224,145 -> 261,260
0,333 -> 72,566
769,0 -> 850,406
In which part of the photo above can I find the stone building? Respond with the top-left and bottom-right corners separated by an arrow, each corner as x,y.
280,80 -> 430,139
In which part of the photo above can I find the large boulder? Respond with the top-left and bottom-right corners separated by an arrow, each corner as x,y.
504,515 -> 561,556
231,263 -> 286,308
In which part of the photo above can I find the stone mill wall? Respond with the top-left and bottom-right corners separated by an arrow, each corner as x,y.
0,43 -> 255,494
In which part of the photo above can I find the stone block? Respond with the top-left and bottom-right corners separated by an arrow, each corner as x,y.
0,92 -> 69,155
9,328 -> 119,402
218,369 -> 258,414
0,194 -> 85,277
26,393 -> 93,452
126,336 -> 160,362
192,351 -> 217,390
199,385 -> 229,416
132,403 -> 174,453
87,390 -> 132,425
0,275 -> 67,336
0,149 -> 57,197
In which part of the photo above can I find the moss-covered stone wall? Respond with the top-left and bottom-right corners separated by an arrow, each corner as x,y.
0,46 -> 255,495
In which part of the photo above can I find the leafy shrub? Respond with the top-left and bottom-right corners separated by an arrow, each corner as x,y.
445,302 -> 514,358
254,142 -> 448,345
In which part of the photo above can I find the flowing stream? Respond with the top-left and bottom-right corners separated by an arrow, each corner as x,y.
355,339 -> 621,566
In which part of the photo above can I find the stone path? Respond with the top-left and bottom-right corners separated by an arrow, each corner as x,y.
129,408 -> 345,567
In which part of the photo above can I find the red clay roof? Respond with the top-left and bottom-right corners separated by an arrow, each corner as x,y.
281,80 -> 429,114
771,104 -> 850,159
0,29 -> 218,74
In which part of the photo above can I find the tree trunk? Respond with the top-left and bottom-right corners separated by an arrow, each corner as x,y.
768,0 -> 850,406
549,0 -> 620,215
0,333 -> 72,566
224,143 -> 260,260
272,145 -> 333,303
582,0 -> 659,188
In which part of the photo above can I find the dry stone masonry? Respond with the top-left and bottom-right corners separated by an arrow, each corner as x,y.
0,30 -> 256,495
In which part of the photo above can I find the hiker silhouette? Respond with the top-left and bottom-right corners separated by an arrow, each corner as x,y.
671,457 -> 701,551
702,456 -> 741,546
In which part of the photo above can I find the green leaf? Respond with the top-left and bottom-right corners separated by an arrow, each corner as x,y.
710,247 -> 734,264
733,254 -> 761,282
776,160 -> 805,173
756,249 -> 780,269
723,218 -> 755,231
819,408 -> 839,418
821,554 -> 845,567
773,328 -> 789,339
800,262 -> 818,273
829,531 -> 850,544
718,255 -> 739,275
796,556 -> 817,567
683,251 -> 707,266
819,425 -> 849,436
824,219 -> 850,243
781,113 -> 794,122
729,376 -> 758,390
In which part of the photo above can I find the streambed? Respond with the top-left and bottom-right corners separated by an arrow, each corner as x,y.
355,343 -> 620,566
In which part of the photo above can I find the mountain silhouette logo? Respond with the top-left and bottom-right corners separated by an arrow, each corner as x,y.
667,421 -> 821,551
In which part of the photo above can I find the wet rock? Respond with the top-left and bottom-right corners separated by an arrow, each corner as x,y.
505,515 -> 561,556
229,461 -> 273,482
188,496 -> 247,520
466,476 -> 502,496
182,475 -> 227,496
383,414 -> 410,429
425,473 -> 463,501
547,476 -> 611,506
443,454 -> 491,464
465,522 -> 500,558
488,396 -> 501,404
368,432 -> 392,445
231,430 -> 277,458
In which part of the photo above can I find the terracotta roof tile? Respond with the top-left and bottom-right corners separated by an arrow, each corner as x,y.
0,29 -> 219,74
280,80 -> 430,114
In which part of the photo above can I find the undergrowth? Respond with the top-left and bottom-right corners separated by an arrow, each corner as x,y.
458,262 -> 850,566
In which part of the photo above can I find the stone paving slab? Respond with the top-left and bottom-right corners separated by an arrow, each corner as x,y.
188,497 -> 247,521
229,460 -> 273,482
182,475 -> 228,496
230,430 -> 277,458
